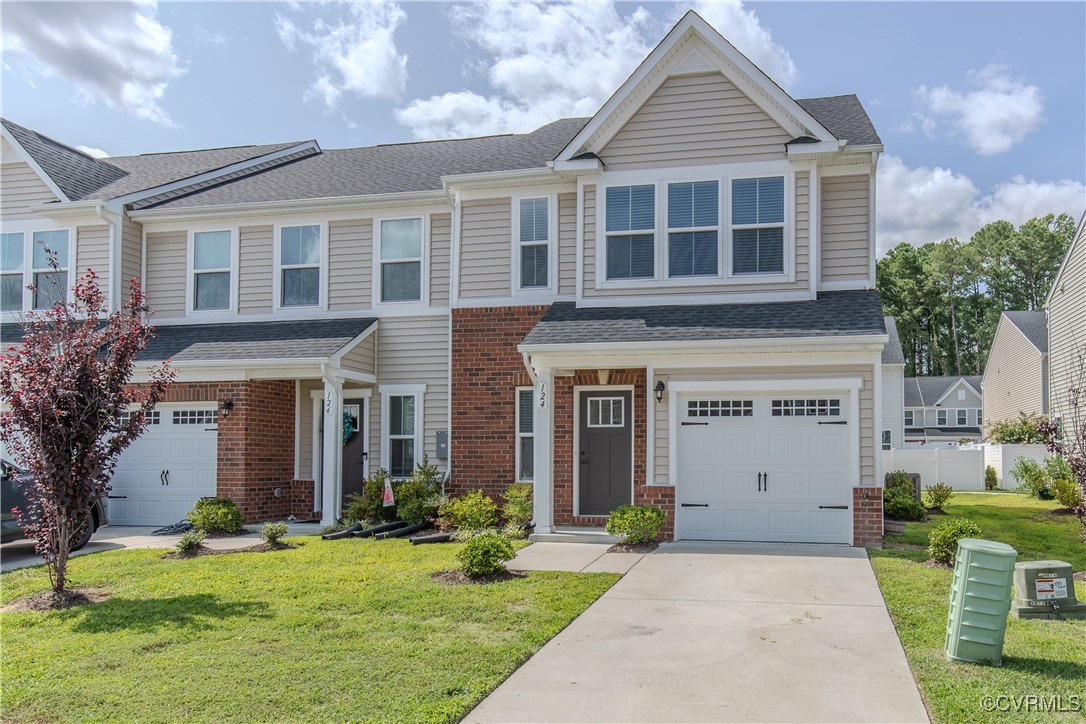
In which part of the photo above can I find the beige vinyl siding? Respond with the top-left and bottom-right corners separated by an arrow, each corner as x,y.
328,218 -> 372,311
1047,221 -> 1086,421
339,331 -> 376,376
600,73 -> 791,170
120,217 -> 142,294
821,174 -> 871,284
557,192 -> 577,296
430,212 -> 451,306
459,199 -> 511,298
653,364 -> 877,486
583,173 -> 810,298
1,161 -> 58,221
238,225 -> 273,314
882,364 -> 904,450
373,316 -> 449,473
582,185 -> 596,294
145,230 -> 187,318
298,379 -> 322,480
982,318 -> 1046,425
75,225 -> 110,296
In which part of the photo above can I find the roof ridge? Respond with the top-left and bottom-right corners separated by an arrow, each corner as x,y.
108,140 -> 307,160
1,117 -> 111,164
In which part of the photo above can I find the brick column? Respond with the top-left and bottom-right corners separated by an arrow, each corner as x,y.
853,486 -> 883,547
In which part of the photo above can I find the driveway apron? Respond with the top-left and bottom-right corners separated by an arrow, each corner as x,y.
468,541 -> 928,723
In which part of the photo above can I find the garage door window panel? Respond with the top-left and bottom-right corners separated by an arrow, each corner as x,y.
771,398 -> 841,417
687,399 -> 753,417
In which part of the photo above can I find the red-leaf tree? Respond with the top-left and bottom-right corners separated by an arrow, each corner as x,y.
1,263 -> 174,600
1039,346 -> 1086,541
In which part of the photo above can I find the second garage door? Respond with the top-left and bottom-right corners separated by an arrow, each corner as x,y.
675,392 -> 853,543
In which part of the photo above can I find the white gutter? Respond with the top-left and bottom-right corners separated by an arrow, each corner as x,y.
519,333 -> 890,356
522,352 -> 536,384
93,201 -> 124,314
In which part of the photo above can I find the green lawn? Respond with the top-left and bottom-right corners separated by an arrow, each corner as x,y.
1,538 -> 618,723
871,492 -> 1086,723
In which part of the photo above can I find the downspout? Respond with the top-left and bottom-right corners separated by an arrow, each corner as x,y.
94,202 -> 123,314
522,351 -> 536,384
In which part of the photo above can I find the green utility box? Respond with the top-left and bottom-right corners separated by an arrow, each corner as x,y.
945,538 -> 1017,666
1012,560 -> 1086,620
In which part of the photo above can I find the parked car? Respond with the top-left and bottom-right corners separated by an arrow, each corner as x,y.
1,459 -> 104,550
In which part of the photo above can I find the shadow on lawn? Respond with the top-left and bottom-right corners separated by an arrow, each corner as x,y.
1002,655 -> 1086,681
66,594 -> 271,633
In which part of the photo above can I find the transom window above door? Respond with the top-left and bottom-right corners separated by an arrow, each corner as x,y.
380,218 -> 422,303
192,230 -> 232,311
588,397 -> 625,427
279,225 -> 321,307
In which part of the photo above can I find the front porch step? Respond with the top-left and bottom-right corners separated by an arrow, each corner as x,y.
530,526 -> 619,544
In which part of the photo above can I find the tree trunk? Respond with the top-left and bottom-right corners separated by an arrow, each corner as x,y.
949,298 -> 962,376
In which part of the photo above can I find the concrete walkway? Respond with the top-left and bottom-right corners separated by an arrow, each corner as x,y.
0,522 -> 323,572
470,541 -> 928,723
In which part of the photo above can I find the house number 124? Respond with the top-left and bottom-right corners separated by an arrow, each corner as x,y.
537,381 -> 548,410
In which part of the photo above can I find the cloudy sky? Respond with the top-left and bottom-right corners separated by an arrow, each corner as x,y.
2,1 -> 1083,254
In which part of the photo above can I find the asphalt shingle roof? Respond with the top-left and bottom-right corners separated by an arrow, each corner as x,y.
796,95 -> 882,146
903,375 -> 982,408
1003,310 -> 1048,353
2,118 -> 128,201
882,316 -> 905,364
521,290 -> 886,347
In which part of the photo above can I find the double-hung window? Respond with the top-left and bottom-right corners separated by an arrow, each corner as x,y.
387,394 -> 417,478
731,176 -> 784,275
279,225 -> 321,307
517,198 -> 550,290
380,218 -> 422,302
882,430 -> 892,451
32,230 -> 69,309
976,409 -> 983,426
192,230 -> 232,311
667,180 -> 719,278
516,388 -> 534,481
605,184 -> 655,280
904,410 -> 914,426
1,232 -> 24,312
937,409 -> 948,426
956,409 -> 968,426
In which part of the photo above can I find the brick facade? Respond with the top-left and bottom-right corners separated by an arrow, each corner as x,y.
852,486 -> 883,547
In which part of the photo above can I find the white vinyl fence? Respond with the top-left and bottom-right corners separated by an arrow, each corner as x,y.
979,443 -> 1049,487
882,448 -> 985,490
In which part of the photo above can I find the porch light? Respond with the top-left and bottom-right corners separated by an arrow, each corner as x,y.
220,399 -> 234,418
654,380 -> 665,403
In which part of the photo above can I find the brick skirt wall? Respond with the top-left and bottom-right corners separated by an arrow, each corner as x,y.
853,486 -> 883,547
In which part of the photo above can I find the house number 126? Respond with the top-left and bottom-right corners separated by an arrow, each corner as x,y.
325,392 -> 334,415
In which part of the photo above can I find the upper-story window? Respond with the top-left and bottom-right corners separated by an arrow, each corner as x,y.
956,409 -> 968,426
605,184 -> 655,280
904,410 -> 914,426
977,409 -> 983,426
279,224 -> 321,307
731,176 -> 784,275
667,180 -> 719,278
32,230 -> 69,309
379,218 -> 422,302
937,409 -> 948,426
1,232 -> 24,312
192,230 -> 232,311
516,197 -> 551,290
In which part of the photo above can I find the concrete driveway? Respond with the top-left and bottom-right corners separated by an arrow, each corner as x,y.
469,541 -> 928,723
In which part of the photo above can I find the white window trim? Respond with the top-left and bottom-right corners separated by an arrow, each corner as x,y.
0,225 -> 77,318
882,429 -> 892,451
664,178 -> 722,279
511,194 -> 558,296
372,214 -> 429,311
588,396 -> 626,427
955,408 -> 969,426
515,386 -> 534,482
937,409 -> 948,426
976,408 -> 983,426
727,172 -> 791,280
601,182 -> 658,283
379,383 -> 425,479
273,221 -> 328,312
186,227 -> 239,316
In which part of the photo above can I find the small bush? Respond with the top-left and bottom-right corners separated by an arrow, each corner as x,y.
928,517 -> 982,565
188,498 -> 244,533
1045,456 -> 1073,484
1051,478 -> 1085,510
924,483 -> 954,510
605,504 -> 666,544
987,412 -> 1046,444
457,531 -> 516,577
439,490 -> 499,532
501,482 -> 533,528
345,459 -> 444,525
261,522 -> 289,545
344,469 -> 395,524
884,470 -> 917,500
501,523 -> 528,540
984,465 -> 998,490
176,529 -> 206,554
1011,457 -> 1049,498
883,490 -> 926,521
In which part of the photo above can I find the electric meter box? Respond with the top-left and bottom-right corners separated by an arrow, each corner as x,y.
1011,560 -> 1086,620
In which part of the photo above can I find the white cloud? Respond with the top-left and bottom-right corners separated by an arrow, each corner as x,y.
0,1 -> 183,126
912,65 -> 1044,155
276,1 -> 408,109
876,155 -> 1085,254
76,145 -> 109,159
395,1 -> 796,140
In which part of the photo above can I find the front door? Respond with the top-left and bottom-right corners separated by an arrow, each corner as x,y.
341,399 -> 366,506
578,391 -> 633,516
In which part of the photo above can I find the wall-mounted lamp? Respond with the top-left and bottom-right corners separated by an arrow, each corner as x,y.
220,399 -> 234,418
654,380 -> 665,403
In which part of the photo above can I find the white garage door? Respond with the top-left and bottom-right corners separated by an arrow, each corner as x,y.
676,393 -> 853,543
108,406 -> 218,526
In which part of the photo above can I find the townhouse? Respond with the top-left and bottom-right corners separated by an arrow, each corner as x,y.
1,12 -> 891,545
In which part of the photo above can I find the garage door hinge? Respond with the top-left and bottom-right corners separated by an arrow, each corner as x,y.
681,421 -> 709,426
817,505 -> 849,510
817,421 -> 848,425
680,503 -> 710,508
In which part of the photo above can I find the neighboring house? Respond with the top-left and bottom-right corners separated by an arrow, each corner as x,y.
981,311 -> 1048,428
1047,212 -> 1086,425
903,376 -> 983,447
0,12 -> 891,545
881,317 -> 905,450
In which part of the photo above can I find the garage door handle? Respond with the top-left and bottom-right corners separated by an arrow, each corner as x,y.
758,472 -> 762,491
681,421 -> 709,426
159,470 -> 165,486
164,470 -> 170,486
818,505 -> 849,510
817,421 -> 848,425
107,495 -> 127,499
680,503 -> 709,508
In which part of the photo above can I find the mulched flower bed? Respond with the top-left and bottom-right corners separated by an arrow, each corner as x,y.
161,542 -> 297,560
1,587 -> 112,613
925,508 -> 948,516
430,569 -> 526,585
607,541 -> 659,554
922,559 -> 953,571
203,529 -> 253,539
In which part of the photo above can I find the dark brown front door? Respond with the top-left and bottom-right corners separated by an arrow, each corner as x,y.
341,398 -> 366,506
579,391 -> 633,516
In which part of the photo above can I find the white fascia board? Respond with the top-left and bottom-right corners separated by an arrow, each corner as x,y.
0,125 -> 70,202
327,321 -> 379,367
520,333 -> 889,357
1046,209 -> 1085,308
129,361 -> 327,383
27,200 -> 102,221
931,378 -> 981,407
786,140 -> 845,158
550,157 -> 605,175
441,166 -> 561,191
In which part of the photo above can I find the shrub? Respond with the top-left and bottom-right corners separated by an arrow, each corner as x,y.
985,465 -> 998,490
344,469 -> 395,524
188,497 -> 244,533
501,482 -> 533,528
928,517 -> 982,565
345,459 -> 444,525
501,523 -> 528,540
439,490 -> 499,532
457,531 -> 516,577
605,504 -> 666,544
883,490 -> 926,521
924,483 -> 954,510
261,522 -> 289,545
1045,455 -> 1073,484
176,529 -> 206,554
987,412 -> 1046,444
1011,457 -> 1049,498
1051,478 -> 1085,510
884,470 -> 917,500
